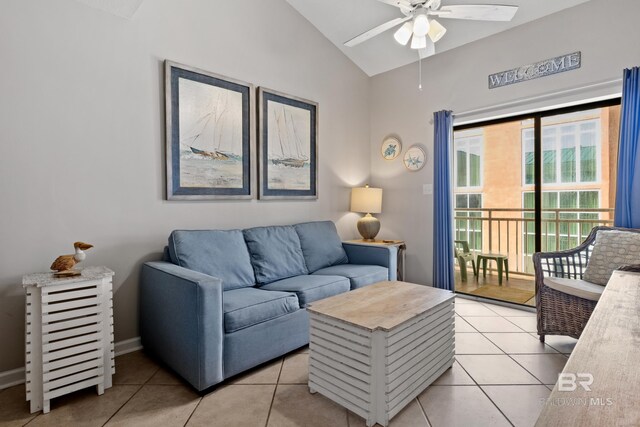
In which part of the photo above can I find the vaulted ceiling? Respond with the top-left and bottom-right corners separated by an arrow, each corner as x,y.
286,0 -> 592,76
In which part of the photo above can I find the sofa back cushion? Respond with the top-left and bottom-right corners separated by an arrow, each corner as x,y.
294,221 -> 348,273
584,230 -> 640,285
168,230 -> 255,291
243,225 -> 308,285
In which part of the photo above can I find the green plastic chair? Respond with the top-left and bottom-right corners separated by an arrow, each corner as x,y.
454,240 -> 477,282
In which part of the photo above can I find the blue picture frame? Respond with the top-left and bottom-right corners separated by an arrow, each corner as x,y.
258,87 -> 318,199
165,61 -> 255,200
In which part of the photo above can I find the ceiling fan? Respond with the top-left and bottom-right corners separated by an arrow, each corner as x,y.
344,0 -> 518,58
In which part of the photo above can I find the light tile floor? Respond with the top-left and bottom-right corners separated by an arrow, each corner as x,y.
0,296 -> 577,427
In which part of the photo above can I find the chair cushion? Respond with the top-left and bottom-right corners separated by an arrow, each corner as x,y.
294,221 -> 348,273
312,264 -> 388,289
543,277 -> 605,302
223,288 -> 300,333
584,230 -> 640,285
261,275 -> 350,307
243,225 -> 309,285
168,230 -> 255,291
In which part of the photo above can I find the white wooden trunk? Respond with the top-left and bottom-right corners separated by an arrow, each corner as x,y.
309,299 -> 455,427
23,267 -> 115,414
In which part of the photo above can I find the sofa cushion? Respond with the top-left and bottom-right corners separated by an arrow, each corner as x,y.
313,264 -> 388,289
294,221 -> 348,273
584,230 -> 640,285
243,225 -> 308,285
223,288 -> 299,333
543,277 -> 604,302
261,275 -> 350,307
168,230 -> 255,291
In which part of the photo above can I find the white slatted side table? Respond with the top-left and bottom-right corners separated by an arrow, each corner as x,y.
307,281 -> 455,427
23,266 -> 115,414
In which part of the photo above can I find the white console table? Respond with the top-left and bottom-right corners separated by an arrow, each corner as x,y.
22,266 -> 115,413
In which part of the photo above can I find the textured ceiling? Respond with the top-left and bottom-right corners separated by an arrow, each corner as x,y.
74,0 -> 144,19
286,0 -> 592,76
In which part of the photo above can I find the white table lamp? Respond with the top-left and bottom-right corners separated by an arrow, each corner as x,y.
351,185 -> 383,241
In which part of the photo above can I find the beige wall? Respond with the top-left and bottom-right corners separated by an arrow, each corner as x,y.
0,0 -> 371,372
370,0 -> 640,285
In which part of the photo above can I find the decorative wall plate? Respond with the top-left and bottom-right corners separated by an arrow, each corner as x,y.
403,145 -> 426,171
381,136 -> 401,160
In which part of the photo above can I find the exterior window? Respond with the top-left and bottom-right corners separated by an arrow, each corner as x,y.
454,134 -> 483,189
455,194 -> 483,251
523,129 -> 534,185
522,118 -> 600,186
522,190 -> 600,272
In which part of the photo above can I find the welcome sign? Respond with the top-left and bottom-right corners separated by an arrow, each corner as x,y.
489,52 -> 581,89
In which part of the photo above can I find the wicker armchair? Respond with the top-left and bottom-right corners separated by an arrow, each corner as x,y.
533,226 -> 640,342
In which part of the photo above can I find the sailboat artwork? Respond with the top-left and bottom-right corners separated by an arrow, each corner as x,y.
178,78 -> 244,188
166,61 -> 253,200
266,101 -> 311,190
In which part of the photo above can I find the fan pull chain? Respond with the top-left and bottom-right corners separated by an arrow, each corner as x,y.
418,56 -> 423,91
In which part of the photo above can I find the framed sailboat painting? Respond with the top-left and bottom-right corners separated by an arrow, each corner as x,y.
165,61 -> 255,200
258,87 -> 318,199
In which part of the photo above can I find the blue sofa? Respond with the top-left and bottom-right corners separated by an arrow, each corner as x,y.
140,220 -> 398,391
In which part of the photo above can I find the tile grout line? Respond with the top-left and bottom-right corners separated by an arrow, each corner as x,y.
182,387 -> 205,426
454,356 -> 516,427
465,301 -> 564,386
456,303 -> 517,426
101,363 -> 161,426
479,330 -> 559,356
99,383 -> 144,426
415,396 -> 433,427
458,301 -> 554,424
503,353 -> 556,386
21,412 -> 38,426
263,358 -> 284,427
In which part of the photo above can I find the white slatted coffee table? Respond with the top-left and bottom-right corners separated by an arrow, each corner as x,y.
307,281 -> 455,427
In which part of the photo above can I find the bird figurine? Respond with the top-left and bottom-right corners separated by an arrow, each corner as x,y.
50,242 -> 94,277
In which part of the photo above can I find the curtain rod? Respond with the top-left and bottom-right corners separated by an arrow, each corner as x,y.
453,77 -> 622,121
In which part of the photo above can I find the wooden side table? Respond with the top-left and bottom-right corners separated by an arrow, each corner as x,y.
22,266 -> 115,413
345,239 -> 406,281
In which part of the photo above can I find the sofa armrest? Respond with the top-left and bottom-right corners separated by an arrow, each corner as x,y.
342,242 -> 398,281
140,261 -> 224,391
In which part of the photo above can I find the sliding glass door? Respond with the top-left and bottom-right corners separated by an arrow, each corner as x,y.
453,99 -> 620,306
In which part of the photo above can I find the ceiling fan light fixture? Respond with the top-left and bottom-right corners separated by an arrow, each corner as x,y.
393,22 -> 413,46
427,18 -> 447,43
412,9 -> 430,37
410,34 -> 427,50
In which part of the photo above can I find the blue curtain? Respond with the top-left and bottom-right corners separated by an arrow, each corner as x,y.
614,67 -> 640,228
433,110 -> 455,291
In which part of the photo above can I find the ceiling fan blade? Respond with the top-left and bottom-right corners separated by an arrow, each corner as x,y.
375,0 -> 413,9
418,39 -> 435,59
430,5 -> 518,21
344,16 -> 411,47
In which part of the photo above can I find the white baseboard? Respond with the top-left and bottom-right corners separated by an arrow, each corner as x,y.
0,367 -> 25,390
0,336 -> 142,390
114,337 -> 143,356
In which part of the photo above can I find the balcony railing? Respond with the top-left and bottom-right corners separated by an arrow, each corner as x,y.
454,208 -> 614,275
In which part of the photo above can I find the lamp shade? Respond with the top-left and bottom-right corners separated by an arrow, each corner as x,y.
410,35 -> 427,50
393,22 -> 413,46
427,18 -> 447,43
350,186 -> 383,214
412,9 -> 430,37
